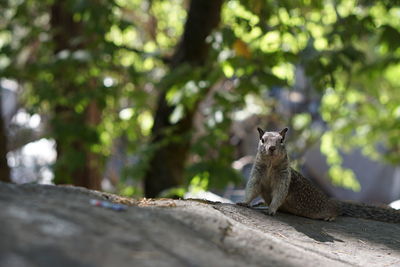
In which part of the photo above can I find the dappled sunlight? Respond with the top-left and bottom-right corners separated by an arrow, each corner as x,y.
0,0 -> 399,206
1,1 -> 400,266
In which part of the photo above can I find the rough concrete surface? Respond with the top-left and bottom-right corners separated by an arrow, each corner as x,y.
0,181 -> 399,267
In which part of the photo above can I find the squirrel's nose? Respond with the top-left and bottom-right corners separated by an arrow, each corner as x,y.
269,146 -> 276,152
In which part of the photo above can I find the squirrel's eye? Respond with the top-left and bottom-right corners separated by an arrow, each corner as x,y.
261,138 -> 265,143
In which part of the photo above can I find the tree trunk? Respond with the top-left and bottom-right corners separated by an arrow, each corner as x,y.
144,0 -> 223,197
0,93 -> 11,183
80,101 -> 102,190
50,3 -> 102,190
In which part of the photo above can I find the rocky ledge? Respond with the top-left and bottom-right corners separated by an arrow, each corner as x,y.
0,182 -> 399,267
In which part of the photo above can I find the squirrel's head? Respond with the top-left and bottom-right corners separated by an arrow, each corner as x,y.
256,127 -> 288,161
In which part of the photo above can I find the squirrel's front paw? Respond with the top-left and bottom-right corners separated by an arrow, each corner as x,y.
267,207 -> 277,216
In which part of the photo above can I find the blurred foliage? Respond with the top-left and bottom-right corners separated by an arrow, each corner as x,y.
1,0 -> 400,193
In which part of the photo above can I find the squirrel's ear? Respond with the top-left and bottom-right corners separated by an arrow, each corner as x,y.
279,127 -> 289,141
257,127 -> 264,140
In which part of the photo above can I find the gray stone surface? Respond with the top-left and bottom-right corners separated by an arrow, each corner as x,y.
0,182 -> 399,267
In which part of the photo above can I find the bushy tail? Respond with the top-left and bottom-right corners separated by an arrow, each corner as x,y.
337,200 -> 400,223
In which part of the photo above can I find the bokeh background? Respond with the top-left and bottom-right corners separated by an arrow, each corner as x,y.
1,0 -> 399,205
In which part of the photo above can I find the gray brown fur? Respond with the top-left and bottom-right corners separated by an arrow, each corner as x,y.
338,201 -> 400,223
240,127 -> 400,223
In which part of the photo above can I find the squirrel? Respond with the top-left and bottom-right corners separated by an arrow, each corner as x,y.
238,127 -> 400,223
